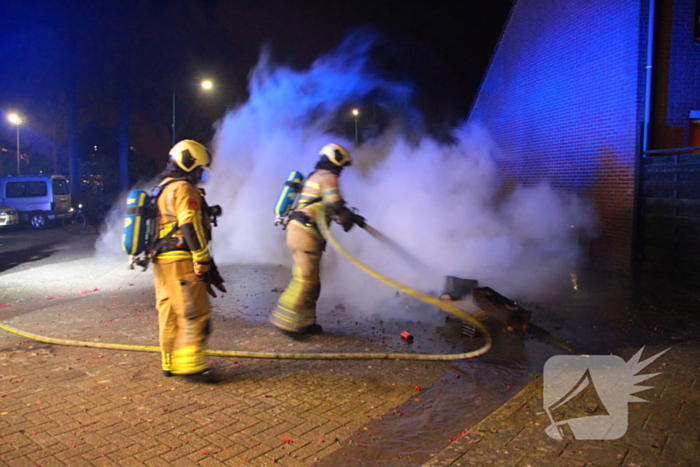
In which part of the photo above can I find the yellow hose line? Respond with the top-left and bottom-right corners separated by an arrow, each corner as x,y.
0,211 -> 490,361
0,322 -> 160,353
0,320 -> 484,360
317,209 -> 491,359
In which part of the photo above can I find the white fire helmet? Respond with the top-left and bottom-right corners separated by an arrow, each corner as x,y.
319,143 -> 352,167
169,140 -> 211,173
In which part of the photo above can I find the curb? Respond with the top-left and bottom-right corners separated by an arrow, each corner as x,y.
423,376 -> 543,466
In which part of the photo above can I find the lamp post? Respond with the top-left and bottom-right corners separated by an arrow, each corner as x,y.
8,113 -> 23,175
352,108 -> 359,146
172,79 -> 214,146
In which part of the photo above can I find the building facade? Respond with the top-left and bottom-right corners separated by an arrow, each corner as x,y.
469,0 -> 700,281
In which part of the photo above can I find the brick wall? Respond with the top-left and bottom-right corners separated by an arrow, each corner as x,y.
469,0 -> 648,274
652,0 -> 700,148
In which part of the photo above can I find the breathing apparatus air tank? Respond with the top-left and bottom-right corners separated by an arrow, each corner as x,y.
274,170 -> 304,227
122,189 -> 151,257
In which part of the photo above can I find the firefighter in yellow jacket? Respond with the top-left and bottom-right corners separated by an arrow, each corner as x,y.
152,140 -> 225,382
270,143 -> 362,335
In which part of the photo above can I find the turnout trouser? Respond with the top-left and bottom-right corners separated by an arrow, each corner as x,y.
153,259 -> 210,374
270,221 -> 323,332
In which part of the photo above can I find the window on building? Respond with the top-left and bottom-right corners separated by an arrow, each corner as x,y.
689,111 -> 700,150
695,0 -> 700,42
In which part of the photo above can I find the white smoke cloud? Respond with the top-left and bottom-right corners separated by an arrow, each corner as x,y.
98,31 -> 597,315
204,32 -> 597,311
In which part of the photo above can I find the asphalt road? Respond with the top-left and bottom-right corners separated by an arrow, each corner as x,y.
0,223 -> 100,275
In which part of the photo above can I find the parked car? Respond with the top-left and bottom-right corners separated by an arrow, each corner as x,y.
0,204 -> 19,227
0,175 -> 72,229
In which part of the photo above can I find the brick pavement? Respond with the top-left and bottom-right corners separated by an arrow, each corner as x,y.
2,251 -> 698,466
0,327 -> 451,467
424,343 -> 699,467
424,271 -> 700,467
1,259 -> 462,467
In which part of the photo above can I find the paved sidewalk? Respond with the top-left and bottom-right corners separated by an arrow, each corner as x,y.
1,247 -> 698,466
0,259 -> 456,467
424,272 -> 700,467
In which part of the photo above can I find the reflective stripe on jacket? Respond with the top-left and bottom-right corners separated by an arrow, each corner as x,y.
154,179 -> 211,264
295,169 -> 344,224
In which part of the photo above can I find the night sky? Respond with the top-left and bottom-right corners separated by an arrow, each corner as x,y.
0,0 -> 513,177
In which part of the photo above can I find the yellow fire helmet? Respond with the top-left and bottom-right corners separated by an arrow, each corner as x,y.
319,143 -> 352,167
169,140 -> 211,172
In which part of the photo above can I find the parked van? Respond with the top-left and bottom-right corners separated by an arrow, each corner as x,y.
0,175 -> 72,229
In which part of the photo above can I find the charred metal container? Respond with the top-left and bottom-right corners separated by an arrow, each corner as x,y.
472,287 -> 532,337
441,276 -> 479,300
439,276 -> 480,337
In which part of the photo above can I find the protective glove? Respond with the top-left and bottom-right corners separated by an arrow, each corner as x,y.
351,213 -> 366,228
203,260 -> 227,298
194,261 -> 211,276
339,215 -> 354,232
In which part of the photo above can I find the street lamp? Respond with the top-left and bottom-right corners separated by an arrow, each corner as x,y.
172,79 -> 214,146
352,108 -> 359,146
8,113 -> 23,175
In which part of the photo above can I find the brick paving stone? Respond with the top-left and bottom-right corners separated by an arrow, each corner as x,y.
621,446 -> 692,467
189,457 -> 228,467
143,453 -> 177,467
131,444 -> 175,463
3,432 -> 33,449
7,456 -> 48,467
23,431 -> 61,450
30,454 -> 66,467
561,443 -> 629,466
159,443 -> 201,463
211,442 -> 249,460
517,453 -> 587,467
623,428 -> 669,454
109,457 -> 146,467
3,457 -> 22,467
509,426 -> 568,456
80,442 -> 122,461
425,341 -> 700,467
451,444 -> 527,467
260,420 -> 297,439
661,432 -> 700,463
27,442 -> 69,462
240,442 -> 276,462
4,264 -> 699,467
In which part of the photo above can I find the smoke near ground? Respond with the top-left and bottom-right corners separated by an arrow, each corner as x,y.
207,32 -> 597,308
98,31 -> 597,315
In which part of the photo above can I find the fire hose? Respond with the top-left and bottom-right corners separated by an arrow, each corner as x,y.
0,211 -> 491,361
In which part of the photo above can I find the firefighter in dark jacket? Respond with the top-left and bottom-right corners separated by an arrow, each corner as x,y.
153,139 -> 225,382
270,143 -> 361,335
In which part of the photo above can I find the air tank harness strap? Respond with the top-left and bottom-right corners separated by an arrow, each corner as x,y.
149,177 -> 188,258
288,211 -> 325,248
289,211 -> 313,226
